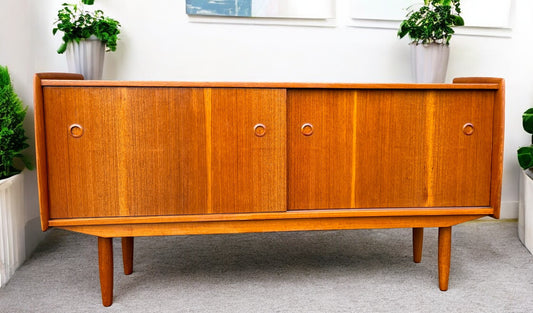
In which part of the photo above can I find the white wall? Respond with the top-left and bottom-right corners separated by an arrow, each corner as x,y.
2,0 -> 531,260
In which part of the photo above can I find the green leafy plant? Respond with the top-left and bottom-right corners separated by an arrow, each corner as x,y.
397,0 -> 464,45
518,109 -> 533,170
53,0 -> 121,54
0,66 -> 32,180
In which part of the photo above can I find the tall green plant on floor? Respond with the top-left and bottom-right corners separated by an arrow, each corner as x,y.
397,0 -> 464,45
53,0 -> 121,54
0,66 -> 32,180
518,109 -> 533,170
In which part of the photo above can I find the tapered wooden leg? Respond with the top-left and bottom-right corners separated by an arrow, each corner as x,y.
438,226 -> 452,291
122,237 -> 134,275
98,237 -> 114,307
413,227 -> 424,263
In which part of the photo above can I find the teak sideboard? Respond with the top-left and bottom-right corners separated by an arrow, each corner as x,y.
34,74 -> 505,307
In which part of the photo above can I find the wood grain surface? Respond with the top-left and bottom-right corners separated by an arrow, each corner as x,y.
43,87 -> 285,218
34,75 -> 505,229
288,89 -> 494,210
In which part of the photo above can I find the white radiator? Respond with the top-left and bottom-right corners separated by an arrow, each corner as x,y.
0,172 -> 25,288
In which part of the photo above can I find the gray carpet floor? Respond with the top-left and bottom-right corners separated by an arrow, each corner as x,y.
0,219 -> 532,312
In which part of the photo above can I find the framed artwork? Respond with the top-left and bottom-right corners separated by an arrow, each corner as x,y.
460,0 -> 513,28
186,0 -> 335,19
350,0 -> 513,28
351,0 -> 411,21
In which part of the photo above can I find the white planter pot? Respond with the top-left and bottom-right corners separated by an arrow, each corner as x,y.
519,170 -> 533,254
65,37 -> 105,80
410,43 -> 450,83
0,172 -> 25,288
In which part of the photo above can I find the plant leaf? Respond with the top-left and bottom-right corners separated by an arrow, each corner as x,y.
454,15 -> 465,26
523,108 -> 533,134
518,146 -> 533,170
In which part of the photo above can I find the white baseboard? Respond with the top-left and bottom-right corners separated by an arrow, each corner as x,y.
500,201 -> 519,219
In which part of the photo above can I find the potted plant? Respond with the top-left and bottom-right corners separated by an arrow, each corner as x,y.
397,0 -> 464,83
517,108 -> 533,254
0,65 -> 32,287
53,0 -> 120,80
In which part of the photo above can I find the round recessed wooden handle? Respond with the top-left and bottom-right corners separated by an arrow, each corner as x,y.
301,123 -> 314,136
463,123 -> 474,136
254,124 -> 266,137
69,124 -> 84,138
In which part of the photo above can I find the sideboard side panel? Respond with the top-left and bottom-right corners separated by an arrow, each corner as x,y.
34,74 -> 84,229
453,77 -> 505,217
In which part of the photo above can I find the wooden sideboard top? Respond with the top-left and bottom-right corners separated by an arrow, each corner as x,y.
39,79 -> 501,90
